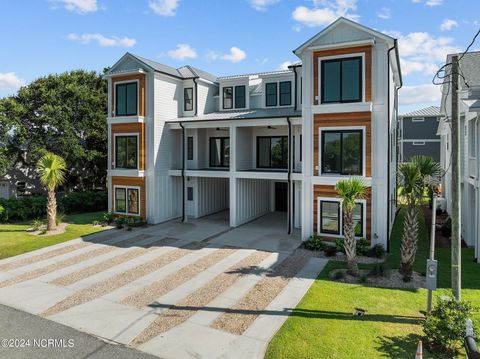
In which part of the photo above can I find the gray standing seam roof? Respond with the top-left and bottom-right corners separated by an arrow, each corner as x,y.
166,108 -> 302,122
446,51 -> 480,88
401,106 -> 441,118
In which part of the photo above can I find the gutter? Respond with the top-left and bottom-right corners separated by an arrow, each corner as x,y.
167,114 -> 302,125
287,116 -> 292,235
288,64 -> 302,112
179,121 -> 186,222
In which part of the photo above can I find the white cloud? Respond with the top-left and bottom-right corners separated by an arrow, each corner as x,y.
396,32 -> 459,63
440,19 -> 458,31
292,0 -> 359,27
278,61 -> 294,70
221,47 -> 247,63
149,0 -> 179,16
377,7 -> 391,20
52,0 -> 98,14
167,44 -> 197,60
400,84 -> 442,105
412,0 -> 443,6
400,59 -> 438,76
248,0 -> 278,11
0,72 -> 25,90
67,33 -> 136,47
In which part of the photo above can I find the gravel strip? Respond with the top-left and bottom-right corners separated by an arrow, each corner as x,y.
41,241 -> 208,317
210,249 -> 313,335
120,247 -> 237,309
49,237 -> 175,287
130,250 -> 271,347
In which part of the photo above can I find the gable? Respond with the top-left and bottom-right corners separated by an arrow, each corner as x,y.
108,54 -> 151,74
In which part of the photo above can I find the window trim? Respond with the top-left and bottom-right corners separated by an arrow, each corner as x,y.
209,137 -> 230,168
184,87 -> 194,112
113,185 -> 141,216
234,85 -> 246,109
256,136 -> 288,169
114,80 -> 139,117
320,56 -> 362,104
279,81 -> 292,106
411,117 -> 425,122
319,200 -> 341,235
222,86 -> 233,110
265,82 -> 278,107
319,127 -> 365,176
187,136 -> 194,161
113,133 -> 139,170
412,141 -> 425,146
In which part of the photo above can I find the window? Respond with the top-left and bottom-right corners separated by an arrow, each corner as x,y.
115,188 -> 126,213
235,85 -> 246,109
279,81 -> 291,106
257,136 -> 288,169
128,188 -> 139,214
115,135 -> 138,169
321,130 -> 362,175
116,82 -> 138,116
223,87 -> 233,109
187,137 -> 194,161
321,57 -> 362,103
209,137 -> 230,167
16,181 -> 26,197
353,203 -> 364,237
115,187 -> 139,215
184,87 -> 193,112
187,187 -> 193,201
469,120 -> 476,158
265,83 -> 277,107
320,201 -> 340,234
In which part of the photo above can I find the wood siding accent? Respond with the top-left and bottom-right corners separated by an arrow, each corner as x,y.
313,45 -> 372,105
111,123 -> 145,170
313,112 -> 372,177
111,74 -> 146,117
111,176 -> 146,219
313,184 -> 372,241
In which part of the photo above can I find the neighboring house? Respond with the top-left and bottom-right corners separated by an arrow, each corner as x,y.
0,153 -> 44,199
104,17 -> 402,248
398,106 -> 442,163
438,51 -> 480,262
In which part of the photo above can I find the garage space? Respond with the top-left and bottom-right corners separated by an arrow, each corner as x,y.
235,178 -> 271,226
186,177 -> 229,220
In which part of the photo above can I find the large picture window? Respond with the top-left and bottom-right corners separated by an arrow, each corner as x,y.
223,87 -> 233,109
279,81 -> 291,106
257,136 -> 288,169
116,82 -> 138,116
318,199 -> 365,238
184,87 -> 193,112
115,135 -> 138,169
209,137 -> 230,167
265,83 -> 277,107
321,57 -> 362,103
114,187 -> 139,215
321,130 -> 362,175
235,85 -> 246,109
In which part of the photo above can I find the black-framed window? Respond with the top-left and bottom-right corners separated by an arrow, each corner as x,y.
187,137 -> 193,160
279,81 -> 291,106
320,201 -> 340,234
187,187 -> 193,201
235,85 -> 246,109
353,202 -> 364,237
115,135 -> 138,169
321,130 -> 362,175
115,188 -> 126,213
116,82 -> 138,116
184,87 -> 193,111
209,137 -> 230,167
321,57 -> 362,104
115,187 -> 139,215
300,135 -> 302,162
223,87 -> 233,109
265,83 -> 277,107
257,136 -> 288,169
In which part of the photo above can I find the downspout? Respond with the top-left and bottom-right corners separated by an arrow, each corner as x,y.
293,68 -> 298,111
287,116 -> 292,235
193,78 -> 199,116
179,121 -> 186,222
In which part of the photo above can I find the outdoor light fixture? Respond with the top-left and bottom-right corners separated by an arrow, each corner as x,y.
267,126 -> 277,130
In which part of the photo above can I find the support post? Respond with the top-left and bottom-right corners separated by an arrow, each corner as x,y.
427,196 -> 437,313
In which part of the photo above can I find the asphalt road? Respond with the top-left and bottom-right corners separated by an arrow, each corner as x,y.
0,304 -> 159,359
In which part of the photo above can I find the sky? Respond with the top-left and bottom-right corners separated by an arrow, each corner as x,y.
0,0 -> 479,113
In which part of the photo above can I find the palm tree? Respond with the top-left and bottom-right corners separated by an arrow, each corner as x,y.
411,155 -> 443,204
398,162 -> 424,280
37,152 -> 66,231
336,177 -> 368,277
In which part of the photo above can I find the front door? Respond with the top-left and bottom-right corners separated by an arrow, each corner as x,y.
275,182 -> 287,212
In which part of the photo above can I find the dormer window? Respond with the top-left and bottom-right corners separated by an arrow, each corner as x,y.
266,81 -> 292,107
321,57 -> 362,104
279,81 -> 291,106
223,86 -> 246,110
265,83 -> 277,107
116,82 -> 138,116
234,85 -> 246,109
223,87 -> 233,109
184,87 -> 193,112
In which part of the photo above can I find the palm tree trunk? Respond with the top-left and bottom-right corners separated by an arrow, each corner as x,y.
343,210 -> 359,276
46,189 -> 57,231
400,206 -> 419,280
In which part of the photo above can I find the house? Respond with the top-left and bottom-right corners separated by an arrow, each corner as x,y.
398,106 -> 442,163
104,17 -> 402,248
437,51 -> 480,262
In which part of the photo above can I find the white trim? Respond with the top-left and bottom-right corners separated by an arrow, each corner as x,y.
112,79 -> 140,118
400,139 -> 440,143
112,133 -> 140,170
411,117 -> 425,122
303,39 -> 375,53
262,80 -> 294,109
103,69 -> 145,79
107,116 -> 145,124
113,185 -> 141,217
108,169 -> 145,177
312,102 -> 372,114
412,141 -> 425,146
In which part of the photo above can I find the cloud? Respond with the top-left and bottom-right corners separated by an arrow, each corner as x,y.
440,19 -> 458,31
149,0 -> 179,16
292,0 -> 359,27
396,32 -> 460,63
0,72 -> 25,90
400,84 -> 442,105
52,0 -> 98,14
278,61 -> 294,70
412,0 -> 443,6
248,0 -> 278,11
67,33 -> 136,47
377,7 -> 391,20
167,44 -> 197,60
400,59 -> 438,76
221,47 -> 247,63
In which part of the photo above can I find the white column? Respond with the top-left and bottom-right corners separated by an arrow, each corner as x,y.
229,125 -> 237,227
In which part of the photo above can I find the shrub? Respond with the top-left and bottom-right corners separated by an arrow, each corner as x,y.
103,211 -> 115,224
0,204 -> 7,222
55,211 -> 66,226
92,220 -> 99,226
356,238 -> 370,256
306,234 -> 326,251
31,219 -> 44,232
59,191 -> 107,214
335,238 -> 345,253
0,195 -> 47,222
369,263 -> 386,277
423,297 -> 477,355
441,217 -> 452,237
333,270 -> 345,280
368,244 -> 386,258
114,217 -> 125,229
324,246 -> 337,257
359,275 -> 368,283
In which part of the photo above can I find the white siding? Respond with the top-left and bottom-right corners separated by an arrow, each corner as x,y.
197,177 -> 229,217
236,178 -> 271,225
236,127 -> 253,170
198,82 -> 218,114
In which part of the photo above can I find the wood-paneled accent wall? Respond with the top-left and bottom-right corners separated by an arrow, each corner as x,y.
313,111 -> 372,177
111,74 -> 146,117
111,123 -> 145,170
111,176 -> 146,219
313,45 -> 372,105
313,184 -> 372,241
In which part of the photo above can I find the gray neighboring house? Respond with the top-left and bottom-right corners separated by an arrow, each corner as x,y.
398,106 -> 442,163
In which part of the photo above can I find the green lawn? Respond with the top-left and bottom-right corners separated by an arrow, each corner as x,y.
266,210 -> 480,359
0,212 -> 107,260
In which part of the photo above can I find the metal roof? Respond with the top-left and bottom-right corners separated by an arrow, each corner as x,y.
166,108 -> 302,122
400,106 -> 441,118
218,70 -> 293,80
446,51 -> 480,88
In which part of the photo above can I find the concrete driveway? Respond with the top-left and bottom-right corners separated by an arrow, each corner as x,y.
0,212 -> 326,359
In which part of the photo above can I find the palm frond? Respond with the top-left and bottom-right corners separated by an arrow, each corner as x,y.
411,155 -> 443,180
398,162 -> 423,207
336,177 -> 368,212
36,152 -> 67,190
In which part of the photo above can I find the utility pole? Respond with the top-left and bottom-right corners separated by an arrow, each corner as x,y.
451,55 -> 461,300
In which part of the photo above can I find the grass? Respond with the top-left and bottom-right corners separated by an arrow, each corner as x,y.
0,212 -> 107,260
266,209 -> 480,359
